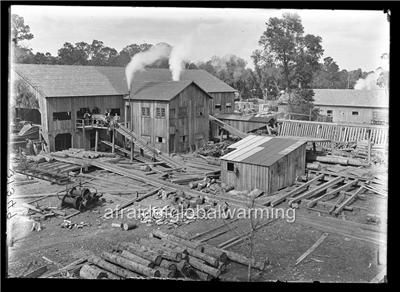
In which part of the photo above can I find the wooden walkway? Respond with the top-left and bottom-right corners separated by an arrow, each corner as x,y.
278,120 -> 388,146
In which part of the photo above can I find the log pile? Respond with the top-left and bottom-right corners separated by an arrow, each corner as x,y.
78,230 -> 267,280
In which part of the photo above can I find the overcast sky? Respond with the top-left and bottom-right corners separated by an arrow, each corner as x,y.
11,6 -> 390,72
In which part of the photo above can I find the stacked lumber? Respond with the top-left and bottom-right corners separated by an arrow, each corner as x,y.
52,149 -> 117,159
196,140 -> 235,157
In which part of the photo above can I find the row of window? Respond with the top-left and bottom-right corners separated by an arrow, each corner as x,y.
142,107 -> 166,118
141,107 -> 205,118
53,108 -> 121,121
141,135 -> 188,143
215,103 -> 232,110
326,110 -> 359,117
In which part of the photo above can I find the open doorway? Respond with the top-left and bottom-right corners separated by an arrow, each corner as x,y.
55,133 -> 72,151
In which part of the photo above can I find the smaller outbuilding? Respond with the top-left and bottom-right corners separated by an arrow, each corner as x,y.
220,135 -> 307,194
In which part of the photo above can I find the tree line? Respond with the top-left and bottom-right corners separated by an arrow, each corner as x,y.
12,13 -> 372,116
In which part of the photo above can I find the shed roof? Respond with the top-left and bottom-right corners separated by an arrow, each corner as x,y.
130,68 -> 237,93
221,135 -> 306,166
313,89 -> 388,108
13,64 -> 128,97
125,80 -> 212,101
12,64 -> 236,98
215,113 -> 277,123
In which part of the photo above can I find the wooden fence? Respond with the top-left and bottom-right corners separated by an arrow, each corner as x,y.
278,119 -> 388,146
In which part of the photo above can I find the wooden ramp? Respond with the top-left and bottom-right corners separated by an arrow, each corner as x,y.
115,124 -> 185,169
209,115 -> 248,139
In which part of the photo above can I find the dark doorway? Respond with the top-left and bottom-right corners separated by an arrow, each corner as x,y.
89,131 -> 96,149
55,133 -> 72,151
169,134 -> 175,153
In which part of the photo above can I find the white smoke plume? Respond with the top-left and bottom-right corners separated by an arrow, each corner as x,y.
125,42 -> 172,90
169,34 -> 195,81
354,53 -> 389,90
354,72 -> 380,90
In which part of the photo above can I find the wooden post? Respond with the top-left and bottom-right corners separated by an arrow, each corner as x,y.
112,129 -> 115,153
82,122 -> 86,150
367,129 -> 372,164
95,129 -> 98,152
130,140 -> 134,161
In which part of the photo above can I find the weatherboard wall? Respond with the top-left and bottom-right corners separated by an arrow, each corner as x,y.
128,83 -> 210,154
221,142 -> 306,194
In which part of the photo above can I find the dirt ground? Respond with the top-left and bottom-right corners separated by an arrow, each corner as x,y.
7,167 -> 386,282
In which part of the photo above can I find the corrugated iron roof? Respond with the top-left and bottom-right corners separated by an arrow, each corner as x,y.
126,80 -> 211,101
221,135 -> 306,166
215,113 -> 276,123
12,64 -> 236,98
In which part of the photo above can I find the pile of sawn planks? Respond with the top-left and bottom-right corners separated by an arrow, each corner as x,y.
80,230 -> 266,280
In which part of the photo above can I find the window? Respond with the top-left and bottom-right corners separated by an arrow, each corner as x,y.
156,136 -> 166,143
327,110 -> 333,117
77,108 -> 90,119
53,112 -> 71,121
179,135 -> 188,143
110,108 -> 121,116
215,104 -> 222,110
141,107 -> 150,117
352,111 -> 359,116
227,162 -> 234,171
178,107 -> 187,118
156,107 -> 166,118
196,105 -> 204,117
226,103 -> 232,108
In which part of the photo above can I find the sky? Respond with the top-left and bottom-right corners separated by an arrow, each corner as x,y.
11,6 -> 390,72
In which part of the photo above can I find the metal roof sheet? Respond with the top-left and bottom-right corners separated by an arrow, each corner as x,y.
221,135 -> 306,167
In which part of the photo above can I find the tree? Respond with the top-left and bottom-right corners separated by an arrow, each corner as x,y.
57,42 -> 90,65
14,79 -> 39,108
11,14 -> 34,46
197,55 -> 258,99
257,13 -> 324,92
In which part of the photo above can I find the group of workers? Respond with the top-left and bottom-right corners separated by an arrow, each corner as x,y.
83,109 -> 120,127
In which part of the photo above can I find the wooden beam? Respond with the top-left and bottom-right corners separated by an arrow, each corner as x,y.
112,129 -> 115,153
270,174 -> 325,207
288,176 -> 344,207
95,129 -> 98,152
333,186 -> 365,216
295,233 -> 329,266
307,179 -> 359,208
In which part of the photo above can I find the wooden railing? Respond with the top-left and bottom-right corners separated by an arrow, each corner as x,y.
278,119 -> 388,145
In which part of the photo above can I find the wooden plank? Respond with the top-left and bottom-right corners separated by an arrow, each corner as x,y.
370,267 -> 386,283
23,265 -> 48,278
333,186 -> 365,215
295,233 -> 329,266
270,174 -> 325,207
307,179 -> 359,208
288,176 -> 344,206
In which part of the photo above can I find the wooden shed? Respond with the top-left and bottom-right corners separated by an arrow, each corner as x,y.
125,80 -> 212,154
220,135 -> 307,194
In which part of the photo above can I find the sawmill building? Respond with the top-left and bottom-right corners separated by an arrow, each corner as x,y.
12,64 -> 236,152
220,135 -> 307,194
125,80 -> 212,153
